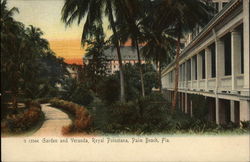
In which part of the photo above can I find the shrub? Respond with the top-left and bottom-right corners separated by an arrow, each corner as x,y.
241,121 -> 250,130
70,84 -> 94,106
96,76 -> 120,104
50,98 -> 92,134
94,93 -> 173,134
2,102 -> 43,133
35,98 -> 51,104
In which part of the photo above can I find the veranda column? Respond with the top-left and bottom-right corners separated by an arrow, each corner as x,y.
205,48 -> 211,91
215,39 -> 225,92
185,93 -> 188,113
182,64 -> 185,89
191,57 -> 195,89
215,97 -> 220,124
197,53 -> 202,89
231,30 -> 241,92
239,101 -> 250,121
182,93 -> 185,112
243,0 -> 250,96
230,100 -> 235,122
184,62 -> 188,89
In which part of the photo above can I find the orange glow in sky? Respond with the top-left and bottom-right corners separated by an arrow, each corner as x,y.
8,0 -> 87,65
49,39 -> 86,65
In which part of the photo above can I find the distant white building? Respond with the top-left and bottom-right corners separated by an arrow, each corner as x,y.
83,46 -> 145,74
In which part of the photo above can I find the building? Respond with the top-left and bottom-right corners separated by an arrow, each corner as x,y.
83,46 -> 145,74
161,0 -> 249,125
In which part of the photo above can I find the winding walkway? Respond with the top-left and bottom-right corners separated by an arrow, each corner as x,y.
32,104 -> 71,137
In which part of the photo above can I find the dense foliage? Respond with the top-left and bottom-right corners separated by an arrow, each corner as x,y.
1,0 -> 69,114
50,98 -> 92,134
1,101 -> 44,133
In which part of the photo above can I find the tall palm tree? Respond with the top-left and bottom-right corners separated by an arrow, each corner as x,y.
153,0 -> 214,109
114,0 -> 146,97
61,0 -> 128,102
1,0 -> 23,110
141,27 -> 175,92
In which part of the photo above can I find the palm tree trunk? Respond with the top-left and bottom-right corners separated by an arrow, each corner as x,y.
135,40 -> 145,97
107,1 -> 125,102
172,32 -> 181,110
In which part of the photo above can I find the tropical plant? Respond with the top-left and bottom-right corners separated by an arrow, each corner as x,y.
1,0 -> 69,112
82,25 -> 109,92
140,27 -> 175,92
61,0 -> 132,102
152,0 -> 214,109
113,0 -> 146,97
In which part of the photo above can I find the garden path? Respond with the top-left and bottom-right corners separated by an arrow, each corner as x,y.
32,104 -> 71,137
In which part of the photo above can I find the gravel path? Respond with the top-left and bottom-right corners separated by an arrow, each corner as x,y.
32,104 -> 71,137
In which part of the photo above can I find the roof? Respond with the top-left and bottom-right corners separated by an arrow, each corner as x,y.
84,46 -> 144,61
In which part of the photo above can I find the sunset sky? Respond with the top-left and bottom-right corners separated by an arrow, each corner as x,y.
7,0 -> 109,65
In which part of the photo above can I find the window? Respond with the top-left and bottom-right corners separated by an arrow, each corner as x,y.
222,2 -> 228,7
210,43 -> 216,78
224,33 -> 232,76
188,59 -> 191,81
170,71 -> 173,83
194,55 -> 197,80
201,50 -> 206,79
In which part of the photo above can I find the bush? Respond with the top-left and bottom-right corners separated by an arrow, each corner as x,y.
61,79 -> 94,106
96,75 -> 120,104
92,92 -> 233,134
35,98 -> 51,104
50,98 -> 92,134
93,93 -> 173,134
241,121 -> 250,130
70,84 -> 94,106
2,101 -> 43,133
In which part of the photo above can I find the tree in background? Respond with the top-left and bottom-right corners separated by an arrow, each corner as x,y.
152,0 -> 214,109
140,26 -> 175,93
114,0 -> 146,97
82,25 -> 109,92
1,0 -> 69,112
61,0 -> 130,102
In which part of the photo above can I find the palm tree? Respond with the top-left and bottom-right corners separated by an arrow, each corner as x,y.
83,25 -> 109,92
1,0 -> 24,110
140,22 -> 175,92
153,0 -> 214,109
114,0 -> 146,97
61,0 -> 129,102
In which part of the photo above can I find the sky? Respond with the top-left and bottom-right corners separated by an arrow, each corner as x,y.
7,0 -> 91,64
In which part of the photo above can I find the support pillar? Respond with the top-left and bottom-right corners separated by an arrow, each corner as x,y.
205,48 -> 211,91
182,93 -> 185,112
185,93 -> 188,113
243,0 -> 250,96
216,39 -> 225,91
191,57 -> 195,89
197,53 -> 202,89
190,100 -> 193,117
240,101 -> 250,121
230,101 -> 235,122
215,97 -> 220,124
231,31 -> 241,92
184,62 -> 188,89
